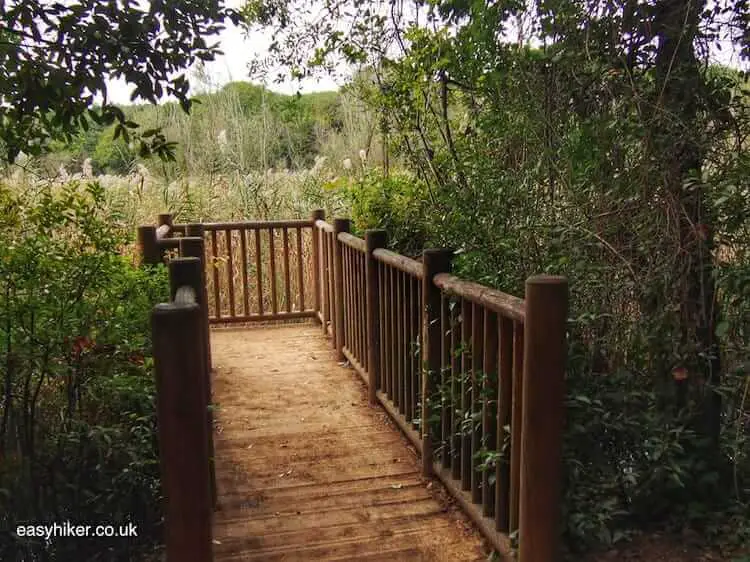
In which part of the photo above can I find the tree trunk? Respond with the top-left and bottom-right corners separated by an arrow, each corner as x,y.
652,0 -> 722,449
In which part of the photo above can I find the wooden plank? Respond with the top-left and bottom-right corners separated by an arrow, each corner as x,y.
269,228 -> 278,315
433,273 -> 525,322
509,320 -> 524,533
373,248 -> 423,280
211,229 -> 221,320
296,227 -> 305,312
240,228 -> 250,316
471,303 -> 484,505
461,298 -> 472,491
496,316 -> 513,532
226,229 -> 235,318
254,228 -> 264,316
482,310 -> 498,517
282,227 -> 291,313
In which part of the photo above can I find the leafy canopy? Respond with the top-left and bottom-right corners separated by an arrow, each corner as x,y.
0,0 -> 240,163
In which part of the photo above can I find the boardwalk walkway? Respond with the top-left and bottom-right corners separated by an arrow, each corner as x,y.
210,322 -> 488,561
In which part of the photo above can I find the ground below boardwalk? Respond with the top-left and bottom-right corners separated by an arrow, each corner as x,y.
210,322 -> 489,562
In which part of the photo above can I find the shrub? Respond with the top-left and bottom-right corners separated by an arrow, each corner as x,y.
0,181 -> 169,560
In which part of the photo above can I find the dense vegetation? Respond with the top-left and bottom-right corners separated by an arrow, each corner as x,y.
246,0 -> 750,558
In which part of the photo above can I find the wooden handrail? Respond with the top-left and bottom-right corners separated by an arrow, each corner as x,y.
433,273 -> 525,322
315,219 -> 334,233
143,212 -> 568,562
373,248 -> 423,279
337,231 -> 367,253
203,219 -> 314,230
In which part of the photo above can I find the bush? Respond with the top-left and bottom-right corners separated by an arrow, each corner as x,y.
0,181 -> 168,560
333,168 -> 430,255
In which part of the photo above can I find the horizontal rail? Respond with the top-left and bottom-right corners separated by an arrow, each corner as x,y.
433,273 -> 525,321
208,311 -> 316,324
315,219 -> 334,233
203,219 -> 313,230
338,232 -> 367,253
373,249 -> 423,280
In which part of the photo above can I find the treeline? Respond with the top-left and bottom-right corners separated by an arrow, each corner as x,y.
40,82 -> 347,177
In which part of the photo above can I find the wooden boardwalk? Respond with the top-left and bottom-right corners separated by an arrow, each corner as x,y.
210,322 -> 488,561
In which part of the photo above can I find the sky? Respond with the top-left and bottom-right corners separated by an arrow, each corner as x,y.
106,1 -> 341,105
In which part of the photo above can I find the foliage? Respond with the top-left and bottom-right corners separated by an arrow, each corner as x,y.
247,0 -> 750,556
332,168 -> 429,254
0,181 -> 169,560
0,0 -> 240,163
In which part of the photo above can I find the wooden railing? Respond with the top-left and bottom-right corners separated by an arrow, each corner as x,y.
140,211 -> 568,562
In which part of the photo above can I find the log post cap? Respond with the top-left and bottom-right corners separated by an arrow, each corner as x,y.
365,229 -> 387,249
138,225 -> 157,235
158,213 -> 173,226
422,248 -> 454,272
170,256 -> 201,267
311,209 -> 325,219
423,248 -> 454,257
333,218 -> 350,231
525,274 -> 568,286
152,301 -> 200,316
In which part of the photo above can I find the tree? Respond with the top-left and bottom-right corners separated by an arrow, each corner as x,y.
245,0 -> 750,550
0,0 -> 240,163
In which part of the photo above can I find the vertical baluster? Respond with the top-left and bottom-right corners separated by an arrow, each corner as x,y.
403,271 -> 412,423
450,299 -> 461,481
482,310 -> 498,517
240,228 -> 249,316
509,320 -> 524,533
440,294 -> 451,467
344,246 -> 351,352
360,252 -> 366,367
395,269 -> 403,412
461,298 -> 473,491
282,227 -> 291,313
226,229 -> 235,318
254,228 -> 263,316
471,303 -> 484,504
496,316 -> 514,531
311,210 -> 324,318
388,266 -> 399,405
411,274 -> 419,426
321,232 -> 330,333
296,227 -> 305,312
378,261 -> 386,393
269,228 -> 278,315
382,264 -> 391,398
210,229 -> 220,319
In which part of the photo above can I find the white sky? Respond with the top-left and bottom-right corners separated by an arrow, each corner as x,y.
106,0 -> 341,104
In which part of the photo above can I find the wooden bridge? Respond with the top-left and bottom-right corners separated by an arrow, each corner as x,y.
139,212 -> 568,562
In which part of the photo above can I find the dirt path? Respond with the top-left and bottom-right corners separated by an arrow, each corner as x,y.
211,322 -> 490,562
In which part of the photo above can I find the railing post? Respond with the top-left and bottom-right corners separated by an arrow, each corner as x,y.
169,256 -> 216,509
158,212 -> 174,229
311,210 -> 325,322
421,248 -> 453,477
332,218 -> 350,361
365,230 -> 387,405
519,275 -> 568,562
151,300 -> 213,562
137,225 -> 160,266
180,231 -> 212,373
